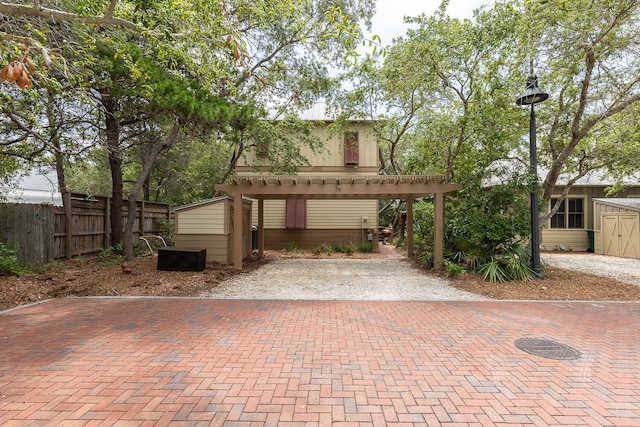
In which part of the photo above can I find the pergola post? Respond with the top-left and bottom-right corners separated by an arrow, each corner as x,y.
434,191 -> 444,270
258,198 -> 264,258
233,192 -> 243,270
407,197 -> 414,258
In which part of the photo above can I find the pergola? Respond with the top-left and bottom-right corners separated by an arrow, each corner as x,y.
215,175 -> 462,269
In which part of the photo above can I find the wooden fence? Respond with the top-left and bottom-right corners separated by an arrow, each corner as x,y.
0,193 -> 170,265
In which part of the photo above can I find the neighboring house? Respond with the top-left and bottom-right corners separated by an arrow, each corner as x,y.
1,169 -> 62,206
234,103 -> 381,250
542,173 -> 640,254
485,160 -> 640,256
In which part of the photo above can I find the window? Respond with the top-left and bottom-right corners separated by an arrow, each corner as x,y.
286,199 -> 306,229
255,140 -> 268,159
344,132 -> 359,166
550,197 -> 584,229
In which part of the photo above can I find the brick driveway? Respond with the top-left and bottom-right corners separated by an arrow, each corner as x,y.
1,298 -> 639,426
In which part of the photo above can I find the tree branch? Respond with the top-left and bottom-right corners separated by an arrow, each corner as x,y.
0,2 -> 142,32
104,0 -> 118,19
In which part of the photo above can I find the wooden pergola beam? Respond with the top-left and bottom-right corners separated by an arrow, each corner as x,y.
216,175 -> 461,270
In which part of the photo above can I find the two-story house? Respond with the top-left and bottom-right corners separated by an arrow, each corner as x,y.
216,103 -> 462,269
235,104 -> 381,251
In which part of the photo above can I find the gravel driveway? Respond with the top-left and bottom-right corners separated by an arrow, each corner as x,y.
199,252 -> 639,301
200,258 -> 490,301
542,252 -> 640,285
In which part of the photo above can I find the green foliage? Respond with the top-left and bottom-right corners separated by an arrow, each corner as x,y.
417,251 -> 433,269
97,240 -> 148,264
445,181 -> 531,263
98,241 -> 126,265
154,219 -> 175,246
286,242 -> 300,253
0,241 -> 20,276
478,244 -> 537,283
477,259 -> 509,283
412,201 -> 435,244
442,259 -> 466,276
310,243 -> 376,255
356,243 -> 376,253
329,243 -> 354,255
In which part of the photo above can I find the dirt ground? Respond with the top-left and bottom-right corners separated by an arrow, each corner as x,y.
1,249 -> 639,312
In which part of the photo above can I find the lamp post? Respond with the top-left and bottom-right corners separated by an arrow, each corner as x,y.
516,74 -> 548,279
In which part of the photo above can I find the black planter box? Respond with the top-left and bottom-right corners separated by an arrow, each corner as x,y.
157,247 -> 206,271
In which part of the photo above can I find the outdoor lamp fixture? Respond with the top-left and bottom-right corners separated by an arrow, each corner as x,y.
516,73 -> 549,279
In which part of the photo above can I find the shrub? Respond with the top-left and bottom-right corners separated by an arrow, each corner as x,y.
443,259 -> 466,276
0,241 -> 19,276
357,243 -> 376,253
286,242 -> 300,253
445,182 -> 530,266
154,219 -> 175,246
417,251 -> 433,269
98,241 -> 126,264
478,244 -> 537,283
329,243 -> 354,254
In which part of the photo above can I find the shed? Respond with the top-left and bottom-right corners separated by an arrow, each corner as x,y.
593,198 -> 640,259
173,196 -> 253,264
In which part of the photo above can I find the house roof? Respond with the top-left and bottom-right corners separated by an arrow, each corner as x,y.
593,198 -> 640,211
271,102 -> 372,122
2,169 -> 62,206
484,159 -> 640,187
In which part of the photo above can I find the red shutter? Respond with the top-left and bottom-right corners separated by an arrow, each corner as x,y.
286,199 -> 306,229
344,132 -> 359,166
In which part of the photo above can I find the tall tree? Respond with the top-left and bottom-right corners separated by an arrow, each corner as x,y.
508,0 -> 640,221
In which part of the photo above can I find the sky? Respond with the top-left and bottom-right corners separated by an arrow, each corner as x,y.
368,0 -> 491,45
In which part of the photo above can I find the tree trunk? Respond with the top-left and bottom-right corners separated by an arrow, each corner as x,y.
143,174 -> 150,201
123,118 -> 183,260
101,92 -> 124,246
45,90 -> 68,197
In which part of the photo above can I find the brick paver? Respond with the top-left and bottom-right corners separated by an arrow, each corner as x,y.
1,298 -> 639,426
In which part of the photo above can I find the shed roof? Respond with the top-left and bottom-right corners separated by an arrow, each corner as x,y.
173,196 -> 251,212
593,198 -> 640,211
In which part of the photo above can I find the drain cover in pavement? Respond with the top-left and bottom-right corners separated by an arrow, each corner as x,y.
514,338 -> 581,360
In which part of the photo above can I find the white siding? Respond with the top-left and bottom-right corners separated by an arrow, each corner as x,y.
298,123 -> 378,169
176,202 -> 226,234
541,229 -> 590,252
238,122 -> 378,169
261,200 -> 287,228
254,199 -> 377,230
307,200 -> 378,229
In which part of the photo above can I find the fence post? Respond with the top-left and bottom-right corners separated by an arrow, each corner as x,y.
104,197 -> 111,250
139,200 -> 146,237
64,192 -> 72,259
